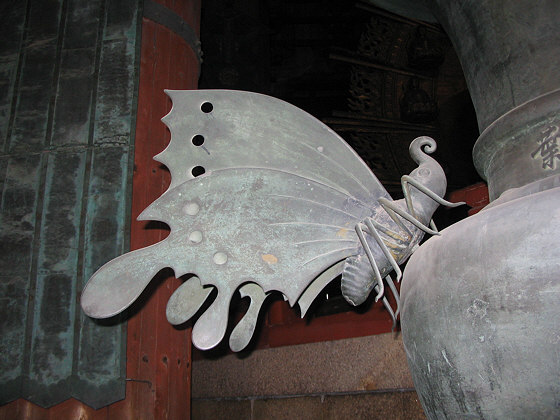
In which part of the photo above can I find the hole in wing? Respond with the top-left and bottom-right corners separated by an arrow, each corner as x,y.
192,165 -> 206,177
201,101 -> 213,113
192,134 -> 205,146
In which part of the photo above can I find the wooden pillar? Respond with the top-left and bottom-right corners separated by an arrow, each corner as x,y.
122,1 -> 201,418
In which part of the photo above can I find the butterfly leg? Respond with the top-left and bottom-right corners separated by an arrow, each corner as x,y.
355,218 -> 403,302
378,175 -> 466,237
429,219 -> 438,233
401,175 -> 465,211
377,286 -> 397,329
379,197 -> 440,236
364,218 -> 402,282
375,275 -> 400,330
355,222 -> 385,302
385,274 -> 400,316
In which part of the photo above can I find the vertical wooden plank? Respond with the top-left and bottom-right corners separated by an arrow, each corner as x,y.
140,20 -> 172,420
118,17 -> 160,419
47,398 -> 108,420
155,22 -> 191,420
0,400 -> 20,420
17,399 -> 49,420
166,30 -> 195,420
121,0 -> 200,415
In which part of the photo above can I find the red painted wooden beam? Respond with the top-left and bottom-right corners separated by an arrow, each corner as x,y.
118,2 -> 200,419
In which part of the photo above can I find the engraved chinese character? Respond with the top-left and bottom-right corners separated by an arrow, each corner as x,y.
532,125 -> 560,170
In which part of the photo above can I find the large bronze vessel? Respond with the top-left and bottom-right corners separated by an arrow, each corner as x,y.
376,0 -> 560,417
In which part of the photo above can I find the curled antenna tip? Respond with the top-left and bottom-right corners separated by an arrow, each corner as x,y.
411,136 -> 436,154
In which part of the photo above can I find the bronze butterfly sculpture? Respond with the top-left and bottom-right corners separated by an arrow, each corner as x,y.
81,91 -> 461,352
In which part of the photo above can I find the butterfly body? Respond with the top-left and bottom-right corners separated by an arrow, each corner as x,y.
341,135 -> 451,306
80,90 -> 460,351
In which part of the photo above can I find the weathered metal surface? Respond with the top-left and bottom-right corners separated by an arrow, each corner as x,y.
0,0 -> 140,409
373,1 -> 560,418
27,150 -> 87,406
81,90 -> 458,352
473,88 -> 560,200
158,90 -> 390,198
402,182 -> 560,419
428,0 -> 560,201
296,261 -> 346,317
228,283 -> 268,352
73,146 -> 131,409
0,1 -> 27,153
0,155 -> 43,404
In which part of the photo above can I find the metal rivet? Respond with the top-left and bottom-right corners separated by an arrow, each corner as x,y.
213,252 -> 228,265
183,202 -> 200,215
189,230 -> 203,243
317,146 -> 324,153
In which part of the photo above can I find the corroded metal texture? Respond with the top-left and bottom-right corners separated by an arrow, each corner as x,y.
368,1 -> 560,418
473,88 -> 560,200
0,0 -> 141,409
81,90 -> 458,352
402,179 -> 560,418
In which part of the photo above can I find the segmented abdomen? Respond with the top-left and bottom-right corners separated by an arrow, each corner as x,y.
341,246 -> 391,306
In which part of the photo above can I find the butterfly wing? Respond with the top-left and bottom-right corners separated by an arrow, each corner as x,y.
143,167 -> 373,298
82,90 -> 392,351
159,90 -> 390,203
82,168 -> 371,350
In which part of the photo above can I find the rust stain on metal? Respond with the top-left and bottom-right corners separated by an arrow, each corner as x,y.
262,254 -> 278,264
336,228 -> 349,238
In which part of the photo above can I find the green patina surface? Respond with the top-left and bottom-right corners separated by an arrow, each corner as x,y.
0,0 -> 141,409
